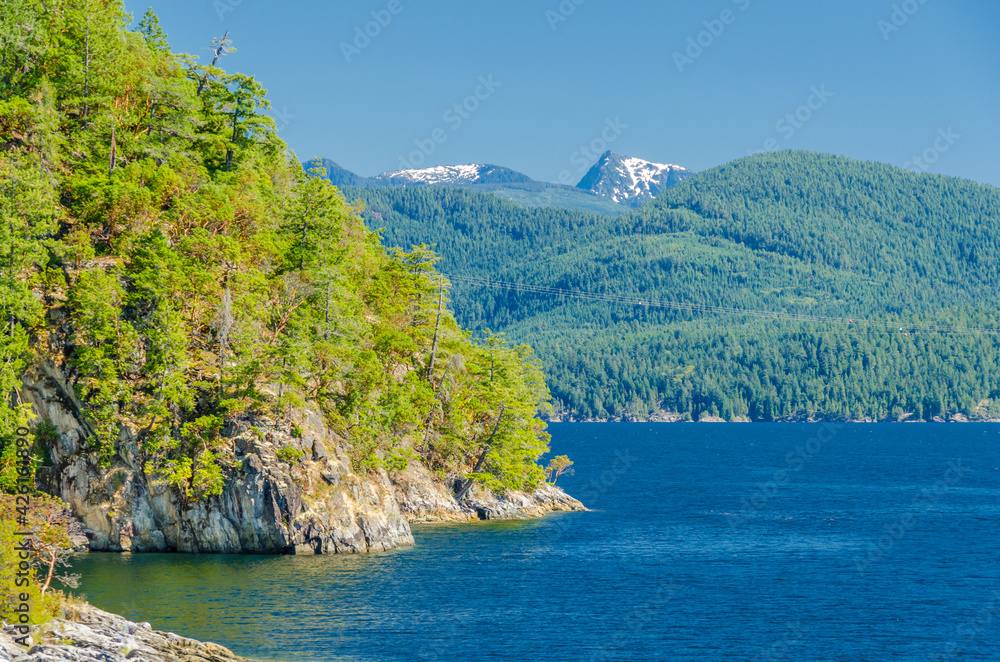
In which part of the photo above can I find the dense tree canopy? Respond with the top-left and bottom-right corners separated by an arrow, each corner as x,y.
0,1 -> 554,505
349,152 -> 1000,422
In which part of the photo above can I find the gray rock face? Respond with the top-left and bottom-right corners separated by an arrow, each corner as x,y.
465,483 -> 587,520
391,461 -> 586,523
23,361 -> 413,555
0,604 -> 244,662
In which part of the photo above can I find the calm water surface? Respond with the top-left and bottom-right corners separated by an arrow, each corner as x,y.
69,424 -> 1000,661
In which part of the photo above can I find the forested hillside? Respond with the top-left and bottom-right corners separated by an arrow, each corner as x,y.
0,1 -> 554,512
347,152 -> 1000,422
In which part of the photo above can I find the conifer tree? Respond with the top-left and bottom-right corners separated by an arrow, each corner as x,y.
0,158 -> 57,481
0,0 -> 562,500
136,7 -> 169,52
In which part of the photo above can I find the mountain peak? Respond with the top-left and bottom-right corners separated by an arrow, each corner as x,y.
578,152 -> 692,207
374,164 -> 534,187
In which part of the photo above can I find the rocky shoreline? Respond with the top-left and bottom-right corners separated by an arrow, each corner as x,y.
0,483 -> 583,662
0,486 -> 584,662
20,359 -> 585,556
0,604 -> 248,662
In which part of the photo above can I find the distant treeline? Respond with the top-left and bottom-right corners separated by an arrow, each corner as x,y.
345,152 -> 1000,421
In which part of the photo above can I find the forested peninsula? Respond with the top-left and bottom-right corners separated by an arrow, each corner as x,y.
0,0 -> 581,649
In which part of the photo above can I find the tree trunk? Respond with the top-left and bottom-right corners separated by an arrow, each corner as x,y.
218,280 -> 232,399
147,100 -> 157,136
419,357 -> 458,457
38,547 -> 56,598
426,280 -> 444,384
108,126 -> 116,177
82,1 -> 91,126
225,109 -> 238,170
455,406 -> 505,503
276,373 -> 284,425
324,281 -> 331,341
197,31 -> 229,97
299,221 -> 307,271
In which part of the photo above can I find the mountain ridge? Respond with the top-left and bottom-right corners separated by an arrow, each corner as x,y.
304,152 -> 694,214
374,163 -> 535,187
577,150 -> 693,207
360,150 -> 1000,423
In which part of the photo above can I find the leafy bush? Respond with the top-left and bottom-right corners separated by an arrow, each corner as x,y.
0,495 -> 79,630
276,446 -> 304,463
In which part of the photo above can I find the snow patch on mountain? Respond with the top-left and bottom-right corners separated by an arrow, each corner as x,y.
376,164 -> 486,186
577,151 -> 692,207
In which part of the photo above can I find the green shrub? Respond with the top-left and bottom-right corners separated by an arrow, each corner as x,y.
33,421 -> 58,467
0,495 -> 75,631
192,451 -> 225,498
276,446 -> 304,463
384,451 -> 408,473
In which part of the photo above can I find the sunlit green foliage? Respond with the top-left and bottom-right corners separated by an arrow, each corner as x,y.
0,1 -> 553,505
0,494 -> 73,625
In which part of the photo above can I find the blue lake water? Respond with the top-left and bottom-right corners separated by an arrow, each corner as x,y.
68,424 -> 1000,661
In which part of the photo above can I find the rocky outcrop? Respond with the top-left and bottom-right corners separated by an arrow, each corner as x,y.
391,461 -> 584,522
21,359 -> 581,555
23,360 -> 413,554
462,483 -> 586,520
0,604 -> 245,662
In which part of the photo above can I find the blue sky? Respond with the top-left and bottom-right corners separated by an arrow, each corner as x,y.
128,0 -> 1000,186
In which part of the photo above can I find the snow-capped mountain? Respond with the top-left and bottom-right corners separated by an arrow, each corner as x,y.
372,164 -> 534,187
303,153 -> 693,216
577,151 -> 692,207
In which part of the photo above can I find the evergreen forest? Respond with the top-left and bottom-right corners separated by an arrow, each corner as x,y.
0,0 -> 554,509
348,152 -> 1000,422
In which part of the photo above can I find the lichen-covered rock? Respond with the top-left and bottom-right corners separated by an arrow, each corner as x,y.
0,604 -> 245,662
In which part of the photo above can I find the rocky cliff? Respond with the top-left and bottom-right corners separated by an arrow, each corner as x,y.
22,360 -> 584,555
